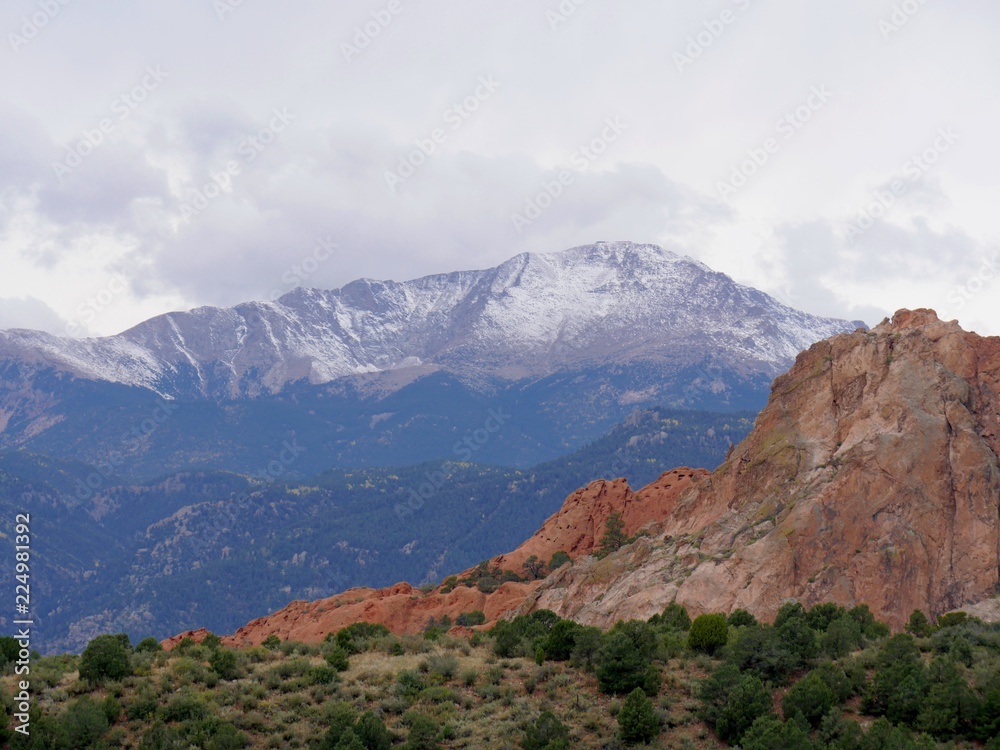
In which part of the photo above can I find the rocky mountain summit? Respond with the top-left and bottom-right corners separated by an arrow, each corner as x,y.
187,309 -> 1000,645
0,242 -> 862,400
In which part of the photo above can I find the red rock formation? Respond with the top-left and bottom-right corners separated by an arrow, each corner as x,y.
521,310 -> 1000,630
170,309 -> 1000,645
163,468 -> 705,648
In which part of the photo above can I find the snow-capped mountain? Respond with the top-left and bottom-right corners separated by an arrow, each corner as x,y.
0,242 -> 864,400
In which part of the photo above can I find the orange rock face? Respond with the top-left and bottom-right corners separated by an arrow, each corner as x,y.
164,467 -> 705,648
521,310 -> 1000,630
170,308 -> 1000,645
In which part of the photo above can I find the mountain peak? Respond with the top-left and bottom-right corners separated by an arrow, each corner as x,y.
0,243 -> 862,401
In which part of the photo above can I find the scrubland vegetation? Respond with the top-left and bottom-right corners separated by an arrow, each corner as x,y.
3,603 -> 1000,748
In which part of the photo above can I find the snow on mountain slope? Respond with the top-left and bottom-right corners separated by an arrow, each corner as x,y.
0,242 -> 865,399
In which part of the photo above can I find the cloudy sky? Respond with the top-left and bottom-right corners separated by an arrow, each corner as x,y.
1,0 -> 998,337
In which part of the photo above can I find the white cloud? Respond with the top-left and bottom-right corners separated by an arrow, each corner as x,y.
0,0 -> 997,335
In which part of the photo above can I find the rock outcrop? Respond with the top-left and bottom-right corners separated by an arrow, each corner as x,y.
520,310 -> 1000,630
164,468 -> 706,648
169,309 -> 1000,646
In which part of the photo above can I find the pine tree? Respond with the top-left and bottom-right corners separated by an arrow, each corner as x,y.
598,512 -> 627,557
619,687 -> 660,744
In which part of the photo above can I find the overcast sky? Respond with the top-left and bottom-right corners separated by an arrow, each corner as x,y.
1,0 -> 998,338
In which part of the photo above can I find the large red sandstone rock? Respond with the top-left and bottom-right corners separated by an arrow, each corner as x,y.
170,309 -> 998,644
520,310 -> 1000,630
163,468 -> 705,648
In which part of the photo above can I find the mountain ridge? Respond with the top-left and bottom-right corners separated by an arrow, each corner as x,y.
184,309 -> 1000,645
0,242 -> 865,400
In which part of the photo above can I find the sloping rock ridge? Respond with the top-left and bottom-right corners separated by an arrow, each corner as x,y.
163,468 -> 707,648
519,309 -> 1000,630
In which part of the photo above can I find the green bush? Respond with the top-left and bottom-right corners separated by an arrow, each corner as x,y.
421,653 -> 458,682
776,617 -> 819,670
595,631 -> 660,695
728,624 -> 798,684
79,634 -> 132,684
741,714 -> 815,750
782,672 -> 836,728
336,623 -> 391,654
520,710 -> 569,749
937,612 -> 968,629
209,648 -> 240,681
162,692 -> 209,723
321,703 -> 358,748
618,687 -> 660,744
404,713 -> 440,749
660,602 -> 692,631
548,551 -> 572,570
325,644 -> 351,671
356,710 -> 392,750
544,620 -> 581,661
774,601 -> 807,628
728,608 -> 757,628
715,674 -> 774,744
455,611 -> 486,627
821,615 -> 863,659
125,691 -> 158,721
261,635 -> 281,649
906,610 -> 933,637
688,613 -> 729,654
805,603 -> 846,632
60,696 -> 109,748
134,637 -> 163,653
